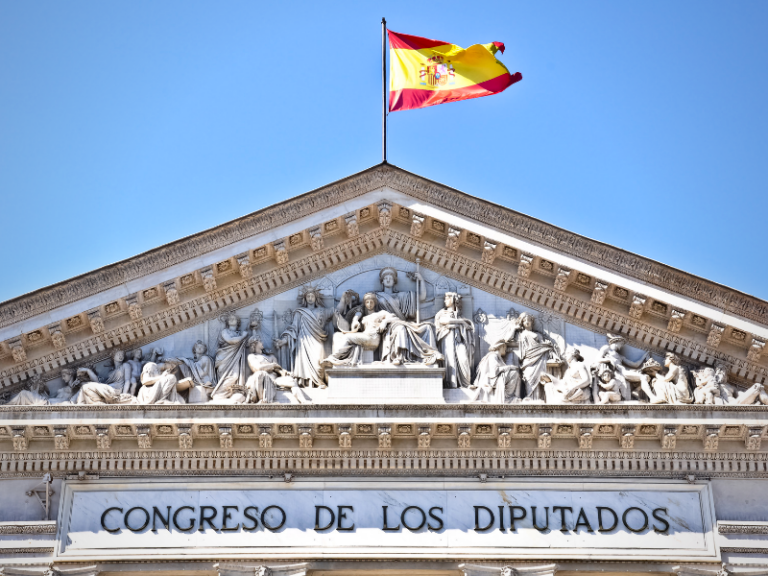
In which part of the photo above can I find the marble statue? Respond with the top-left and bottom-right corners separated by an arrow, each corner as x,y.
5,376 -> 49,406
512,313 -> 563,401
716,362 -> 768,405
49,368 -> 81,404
245,338 -> 311,404
541,348 -> 591,404
137,362 -> 186,405
651,353 -> 693,404
693,367 -> 720,405
375,267 -> 442,366
166,341 -> 217,404
435,292 -> 474,388
275,285 -> 329,388
211,312 -> 250,403
594,334 -> 658,402
76,350 -> 138,405
469,341 -> 520,403
332,290 -> 361,332
323,292 -> 395,367
593,361 -> 622,404
126,347 -> 163,396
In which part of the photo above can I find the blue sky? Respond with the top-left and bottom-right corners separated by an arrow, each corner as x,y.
1,1 -> 767,303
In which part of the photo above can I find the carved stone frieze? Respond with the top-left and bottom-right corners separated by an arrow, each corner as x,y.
345,214 -> 359,238
417,425 -> 432,448
338,425 -> 352,448
178,424 -> 193,449
126,295 -> 142,321
299,426 -> 313,449
537,426 -> 552,449
237,254 -> 253,279
518,254 -> 534,278
629,294 -> 647,319
668,309 -> 685,333
201,266 -> 217,293
620,425 -> 636,449
163,281 -> 179,306
480,242 -> 497,265
704,427 -> 720,451
218,425 -> 233,449
410,213 -> 425,238
274,242 -> 289,266
309,227 -> 324,252
445,226 -> 461,251
377,201 -> 392,228
378,425 -> 392,449
457,425 -> 472,449
591,281 -> 608,305
553,267 -> 570,291
748,339 -> 765,362
87,309 -> 105,334
662,426 -> 677,450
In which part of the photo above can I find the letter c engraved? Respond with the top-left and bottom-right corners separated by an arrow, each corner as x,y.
101,507 -> 123,533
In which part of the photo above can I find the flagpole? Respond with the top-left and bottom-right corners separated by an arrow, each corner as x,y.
381,17 -> 387,163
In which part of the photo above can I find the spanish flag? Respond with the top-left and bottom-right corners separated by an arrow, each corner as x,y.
388,30 -> 522,112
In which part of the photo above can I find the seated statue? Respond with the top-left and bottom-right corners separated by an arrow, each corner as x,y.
375,267 -> 442,366
77,350 -> 138,405
5,377 -> 49,406
469,341 -> 520,403
137,362 -> 186,405
593,361 -> 622,404
693,367 -> 720,405
651,353 -> 693,405
593,334 -> 658,402
715,362 -> 768,405
245,338 -> 310,404
164,340 -> 217,404
323,292 -> 396,367
541,348 -> 591,404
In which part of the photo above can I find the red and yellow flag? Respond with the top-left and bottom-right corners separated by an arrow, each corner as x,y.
388,30 -> 522,112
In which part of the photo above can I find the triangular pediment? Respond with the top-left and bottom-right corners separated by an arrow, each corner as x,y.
0,163 -> 767,397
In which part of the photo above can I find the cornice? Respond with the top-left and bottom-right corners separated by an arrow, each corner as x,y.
0,163 -> 766,336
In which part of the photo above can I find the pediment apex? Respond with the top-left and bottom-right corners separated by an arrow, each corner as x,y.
1,163 -> 767,384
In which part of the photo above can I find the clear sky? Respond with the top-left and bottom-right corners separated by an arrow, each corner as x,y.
1,1 -> 767,304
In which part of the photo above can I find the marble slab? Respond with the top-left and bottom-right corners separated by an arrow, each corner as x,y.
325,365 -> 446,404
56,478 -> 718,561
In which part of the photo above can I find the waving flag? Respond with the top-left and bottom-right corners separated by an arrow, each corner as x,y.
388,30 -> 522,112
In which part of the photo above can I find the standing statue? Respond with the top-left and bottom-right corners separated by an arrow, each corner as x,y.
375,267 -> 442,365
435,292 -> 474,388
275,285 -> 329,388
211,312 -> 249,403
77,350 -> 137,405
594,334 -> 658,402
469,341 -> 520,403
541,348 -> 591,404
323,292 -> 395,367
651,353 -> 693,404
245,338 -> 311,404
513,313 -> 563,401
126,348 -> 163,396
137,362 -> 186,405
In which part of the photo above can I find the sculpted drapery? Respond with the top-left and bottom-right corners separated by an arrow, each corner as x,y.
435,292 -> 474,388
470,341 -> 520,403
137,362 -> 185,405
514,313 -> 563,401
212,312 -> 249,402
277,286 -> 328,388
375,267 -> 442,366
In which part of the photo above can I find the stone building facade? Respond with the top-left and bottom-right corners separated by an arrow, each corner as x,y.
0,164 -> 767,576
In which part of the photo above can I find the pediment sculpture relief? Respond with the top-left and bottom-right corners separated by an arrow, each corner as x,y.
3,260 -> 768,408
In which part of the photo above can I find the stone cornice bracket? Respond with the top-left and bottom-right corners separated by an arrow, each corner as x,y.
214,563 -> 309,576
345,213 -> 360,238
201,266 -> 217,293
662,425 -> 678,450
298,425 -> 314,449
87,309 -> 105,334
178,424 -> 193,449
518,253 -> 534,278
459,563 -> 558,576
53,425 -> 69,450
378,424 -> 392,449
48,323 -> 65,349
163,280 -> 179,305
481,241 -> 498,265
497,425 -> 512,449
704,426 -> 721,451
537,425 -> 552,449
377,200 -> 392,227
410,213 -> 426,237
620,424 -> 636,449
11,425 -> 27,451
458,425 -> 472,449
237,253 -> 253,279
218,424 -> 233,449
95,425 -> 111,449
8,337 -> 26,364
338,424 -> 353,448
707,323 -> 725,348
746,426 -> 764,451
578,426 -> 594,450
273,241 -> 289,266
446,226 -> 461,251
748,338 -> 765,362
668,309 -> 686,333
591,280 -> 609,305
125,294 -> 142,321
309,226 -> 324,252
137,424 -> 152,449
259,424 -> 273,448
554,267 -> 571,291
628,294 -> 647,319
417,425 -> 432,449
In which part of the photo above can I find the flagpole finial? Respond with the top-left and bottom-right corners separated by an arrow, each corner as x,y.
382,17 -> 386,24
